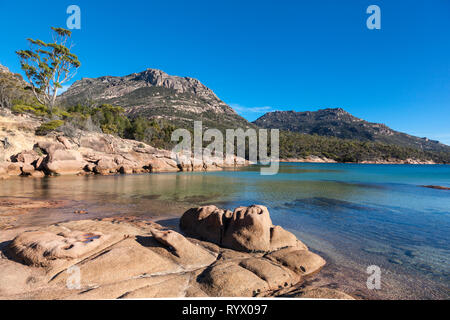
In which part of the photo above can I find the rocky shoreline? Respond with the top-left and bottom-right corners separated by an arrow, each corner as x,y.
1,111 -> 442,181
0,111 -> 246,180
0,204 -> 353,299
279,156 -> 437,165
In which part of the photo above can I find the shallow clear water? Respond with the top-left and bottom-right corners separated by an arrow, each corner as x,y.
1,163 -> 449,299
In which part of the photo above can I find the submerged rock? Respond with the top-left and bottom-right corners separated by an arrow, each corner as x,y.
422,185 -> 450,190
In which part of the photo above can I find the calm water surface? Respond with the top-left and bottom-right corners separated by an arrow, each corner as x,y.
1,163 -> 449,299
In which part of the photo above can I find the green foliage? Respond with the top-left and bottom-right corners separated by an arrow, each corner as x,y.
0,71 -> 35,109
254,108 -> 449,155
126,116 -> 176,149
66,104 -> 92,115
16,27 -> 81,110
278,131 -> 450,164
90,104 -> 131,136
11,102 -> 49,116
61,103 -> 176,149
35,120 -> 65,136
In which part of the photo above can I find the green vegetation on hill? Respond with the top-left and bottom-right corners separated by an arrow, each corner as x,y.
0,70 -> 35,109
278,131 -> 450,164
62,104 -> 177,149
36,120 -> 65,136
254,109 -> 450,154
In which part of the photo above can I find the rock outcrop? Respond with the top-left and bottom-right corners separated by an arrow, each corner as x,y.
180,205 -> 304,252
0,63 -> 10,74
0,111 -> 247,180
0,206 -> 350,299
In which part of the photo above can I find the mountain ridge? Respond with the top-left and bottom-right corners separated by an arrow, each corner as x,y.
253,108 -> 449,152
58,68 -> 253,130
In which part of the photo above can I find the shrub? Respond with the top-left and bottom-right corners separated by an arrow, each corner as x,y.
35,120 -> 65,136
11,102 -> 49,116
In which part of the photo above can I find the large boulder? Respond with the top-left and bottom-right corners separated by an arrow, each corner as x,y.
30,170 -> 45,178
222,205 -> 273,252
80,136 -> 114,153
94,158 -> 117,175
37,141 -> 65,155
6,162 -> 23,176
147,157 -> 179,172
20,163 -> 35,175
149,228 -> 217,269
119,165 -> 133,174
197,261 -> 269,297
56,136 -> 73,149
264,247 -> 326,276
13,150 -> 39,165
238,258 -> 299,290
269,225 -> 303,251
180,205 -> 232,245
180,205 -> 304,253
45,149 -> 85,175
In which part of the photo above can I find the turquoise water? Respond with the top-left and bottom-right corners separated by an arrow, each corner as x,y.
1,163 -> 449,299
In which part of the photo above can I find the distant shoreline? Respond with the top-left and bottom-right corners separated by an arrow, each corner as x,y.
278,157 -> 442,165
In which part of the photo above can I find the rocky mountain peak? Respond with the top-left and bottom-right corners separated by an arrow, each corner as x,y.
0,63 -> 11,74
128,68 -> 217,98
58,68 -> 251,130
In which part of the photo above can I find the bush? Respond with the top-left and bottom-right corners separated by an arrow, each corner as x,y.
12,102 -> 49,116
35,120 -> 65,136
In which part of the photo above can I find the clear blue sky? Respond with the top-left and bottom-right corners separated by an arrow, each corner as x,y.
1,0 -> 449,144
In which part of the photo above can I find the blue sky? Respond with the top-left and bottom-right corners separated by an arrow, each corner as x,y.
1,0 -> 449,144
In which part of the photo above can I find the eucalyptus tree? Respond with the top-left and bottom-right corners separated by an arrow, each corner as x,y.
16,27 -> 80,112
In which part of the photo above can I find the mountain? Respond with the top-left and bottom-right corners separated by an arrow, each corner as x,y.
253,108 -> 449,153
58,68 -> 253,131
0,63 -> 10,74
0,63 -> 35,109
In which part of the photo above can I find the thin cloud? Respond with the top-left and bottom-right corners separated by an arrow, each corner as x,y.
229,104 -> 275,113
